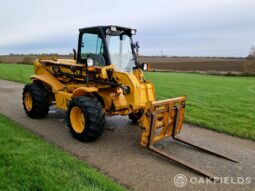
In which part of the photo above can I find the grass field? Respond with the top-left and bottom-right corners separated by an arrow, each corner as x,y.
0,63 -> 254,140
0,113 -> 125,191
146,72 -> 255,140
0,64 -> 33,84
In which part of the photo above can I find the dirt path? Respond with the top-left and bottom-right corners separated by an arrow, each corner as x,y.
0,79 -> 254,191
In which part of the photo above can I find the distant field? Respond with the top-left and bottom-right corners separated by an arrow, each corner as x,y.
0,63 -> 254,140
139,57 -> 255,74
0,55 -> 71,64
1,55 -> 255,74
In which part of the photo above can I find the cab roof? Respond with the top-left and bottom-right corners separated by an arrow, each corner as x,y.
79,25 -> 135,32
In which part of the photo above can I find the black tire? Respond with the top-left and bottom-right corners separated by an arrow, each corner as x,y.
129,111 -> 143,124
67,96 -> 106,142
22,83 -> 50,118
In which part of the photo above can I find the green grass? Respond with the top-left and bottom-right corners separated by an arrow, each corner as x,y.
145,72 -> 255,140
0,63 -> 254,140
0,64 -> 33,83
0,113 -> 125,191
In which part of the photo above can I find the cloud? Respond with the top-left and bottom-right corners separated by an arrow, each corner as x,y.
0,0 -> 254,56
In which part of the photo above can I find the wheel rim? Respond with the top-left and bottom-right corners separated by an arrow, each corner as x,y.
24,91 -> 33,111
70,106 -> 85,133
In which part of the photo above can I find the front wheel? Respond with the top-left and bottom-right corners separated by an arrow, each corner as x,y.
66,96 -> 106,142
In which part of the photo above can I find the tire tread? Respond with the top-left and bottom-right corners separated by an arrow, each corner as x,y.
67,96 -> 106,142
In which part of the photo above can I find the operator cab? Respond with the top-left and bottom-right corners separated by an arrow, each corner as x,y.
77,25 -> 139,72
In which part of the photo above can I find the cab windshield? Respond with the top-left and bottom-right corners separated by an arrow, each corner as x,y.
106,34 -> 135,72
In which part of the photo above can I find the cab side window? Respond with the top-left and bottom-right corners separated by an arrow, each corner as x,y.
81,32 -> 106,67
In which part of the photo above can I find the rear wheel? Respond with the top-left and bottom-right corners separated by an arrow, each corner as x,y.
22,83 -> 50,118
67,96 -> 106,142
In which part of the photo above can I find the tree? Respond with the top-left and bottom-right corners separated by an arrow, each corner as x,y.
247,45 -> 255,59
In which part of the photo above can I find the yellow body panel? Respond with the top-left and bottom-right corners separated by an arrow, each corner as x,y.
32,60 -> 65,92
111,71 -> 156,109
55,91 -> 72,110
72,87 -> 98,98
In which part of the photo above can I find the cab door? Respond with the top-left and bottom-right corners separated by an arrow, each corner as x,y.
78,28 -> 109,67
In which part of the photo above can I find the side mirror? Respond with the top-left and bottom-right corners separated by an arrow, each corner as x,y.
73,49 -> 77,60
132,41 -> 140,55
135,41 -> 140,54
87,58 -> 94,67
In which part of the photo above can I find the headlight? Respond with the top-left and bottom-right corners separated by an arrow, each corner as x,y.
143,63 -> 148,71
87,58 -> 94,67
110,26 -> 117,32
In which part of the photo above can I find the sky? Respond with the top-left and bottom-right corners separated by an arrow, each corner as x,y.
0,0 -> 255,57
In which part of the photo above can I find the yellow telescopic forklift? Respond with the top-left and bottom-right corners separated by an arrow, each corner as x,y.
22,26 -> 237,179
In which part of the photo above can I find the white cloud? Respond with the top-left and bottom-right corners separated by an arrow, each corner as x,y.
0,0 -> 254,56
